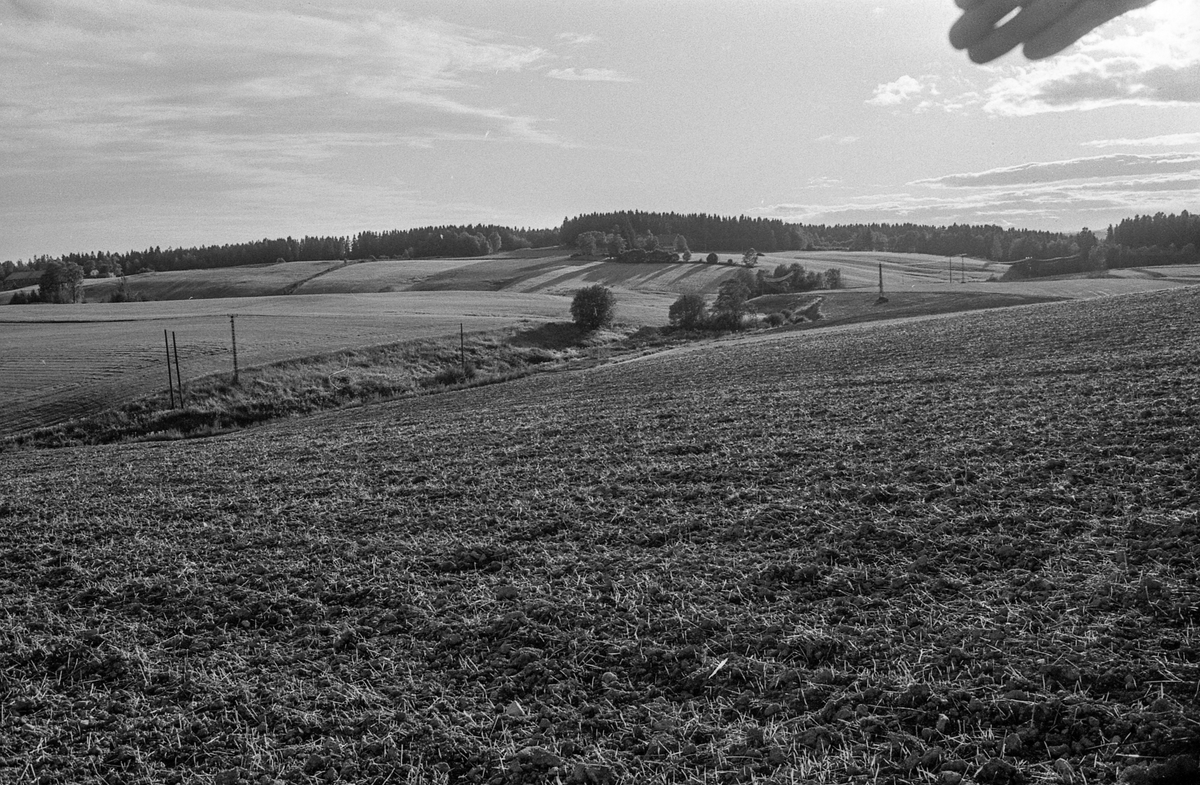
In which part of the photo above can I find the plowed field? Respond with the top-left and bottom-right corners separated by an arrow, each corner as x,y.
2,287 -> 1197,784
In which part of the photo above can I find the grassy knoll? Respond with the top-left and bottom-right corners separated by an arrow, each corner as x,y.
2,287 -> 1198,784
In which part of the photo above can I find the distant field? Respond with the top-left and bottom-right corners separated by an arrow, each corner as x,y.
294,258 -> 486,294
70,260 -> 346,302
0,291 -> 672,438
755,251 -> 1010,289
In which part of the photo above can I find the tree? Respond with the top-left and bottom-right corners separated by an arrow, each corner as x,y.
39,261 -> 84,304
1076,228 -> 1098,259
570,285 -> 616,331
488,231 -> 503,254
712,272 -> 754,329
576,231 -> 607,256
668,293 -> 708,329
674,235 -> 690,255
606,232 -> 627,258
742,248 -> 759,267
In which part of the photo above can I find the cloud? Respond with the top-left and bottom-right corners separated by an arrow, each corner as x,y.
556,32 -> 597,45
866,75 -> 926,106
545,67 -> 634,83
1084,132 -> 1200,149
913,153 -> 1200,188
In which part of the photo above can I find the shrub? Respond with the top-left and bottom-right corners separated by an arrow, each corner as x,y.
570,285 -> 616,332
764,312 -> 786,327
434,362 -> 476,386
668,293 -> 708,330
109,276 -> 144,303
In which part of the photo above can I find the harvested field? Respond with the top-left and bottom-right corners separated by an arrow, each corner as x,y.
293,259 -> 487,295
2,286 -> 1198,784
78,261 -> 347,302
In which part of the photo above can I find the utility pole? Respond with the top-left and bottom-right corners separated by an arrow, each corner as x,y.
172,332 -> 183,406
164,329 -> 176,409
230,315 -> 240,384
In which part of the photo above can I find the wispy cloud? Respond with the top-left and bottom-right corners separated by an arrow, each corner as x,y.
1083,132 -> 1200,149
557,32 -> 598,46
914,153 -> 1200,188
0,1 -> 562,160
546,67 -> 634,83
755,151 -> 1200,228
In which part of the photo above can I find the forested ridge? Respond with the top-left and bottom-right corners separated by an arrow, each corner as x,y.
2,210 -> 1196,287
1,224 -> 559,281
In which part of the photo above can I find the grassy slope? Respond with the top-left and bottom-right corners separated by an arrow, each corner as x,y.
2,288 -> 1198,784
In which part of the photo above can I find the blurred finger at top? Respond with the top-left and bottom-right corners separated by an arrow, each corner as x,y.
967,0 -> 1080,63
949,0 -> 1023,50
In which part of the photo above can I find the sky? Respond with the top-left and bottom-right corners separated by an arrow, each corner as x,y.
1,0 -> 1198,261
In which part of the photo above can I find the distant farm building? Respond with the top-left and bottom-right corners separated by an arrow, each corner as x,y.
2,270 -> 41,291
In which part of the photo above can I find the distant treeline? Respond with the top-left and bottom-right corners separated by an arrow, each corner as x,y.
1104,211 -> 1199,268
1,224 -> 559,280
560,210 -> 1089,261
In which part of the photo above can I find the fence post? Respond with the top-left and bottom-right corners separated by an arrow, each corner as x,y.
172,331 -> 183,406
230,315 -> 240,384
460,323 -> 466,379
164,329 -> 176,409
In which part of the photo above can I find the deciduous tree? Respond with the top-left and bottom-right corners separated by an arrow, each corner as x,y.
570,285 -> 616,332
668,293 -> 708,329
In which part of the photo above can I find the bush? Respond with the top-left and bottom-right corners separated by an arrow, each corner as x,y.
668,293 -> 708,330
764,312 -> 786,327
570,285 -> 616,332
434,362 -> 476,386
